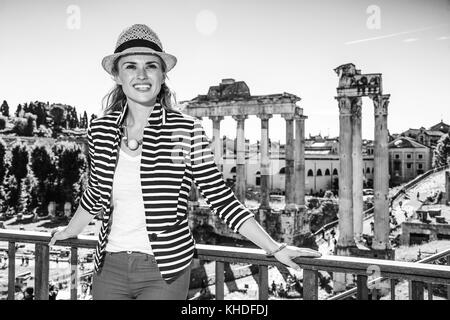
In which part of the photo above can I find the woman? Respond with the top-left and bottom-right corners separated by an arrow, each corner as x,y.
49,24 -> 321,300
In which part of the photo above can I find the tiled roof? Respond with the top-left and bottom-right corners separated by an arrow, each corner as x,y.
388,136 -> 429,149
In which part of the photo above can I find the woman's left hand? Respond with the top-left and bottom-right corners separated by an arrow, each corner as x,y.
273,245 -> 322,271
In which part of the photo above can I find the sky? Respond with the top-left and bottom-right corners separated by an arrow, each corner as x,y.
1,0 -> 449,143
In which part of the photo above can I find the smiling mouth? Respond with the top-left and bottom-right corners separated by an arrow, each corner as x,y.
133,84 -> 152,91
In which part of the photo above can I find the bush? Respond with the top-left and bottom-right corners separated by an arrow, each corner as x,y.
36,125 -> 52,137
12,117 -> 27,135
12,113 -> 37,136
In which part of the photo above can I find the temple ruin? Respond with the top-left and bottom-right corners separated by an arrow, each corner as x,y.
182,79 -> 309,245
334,63 -> 392,254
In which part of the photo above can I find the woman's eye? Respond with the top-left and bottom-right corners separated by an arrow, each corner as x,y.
125,65 -> 135,69
147,64 -> 157,69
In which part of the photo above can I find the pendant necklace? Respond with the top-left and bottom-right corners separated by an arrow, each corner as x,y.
122,121 -> 143,151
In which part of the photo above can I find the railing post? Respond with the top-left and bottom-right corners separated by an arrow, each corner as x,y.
447,255 -> 450,300
7,242 -> 15,300
390,279 -> 396,300
303,268 -> 318,300
410,281 -> 424,300
258,265 -> 268,300
356,275 -> 368,300
427,283 -> 433,300
215,261 -> 224,300
35,243 -> 49,300
70,247 -> 78,300
371,288 -> 378,300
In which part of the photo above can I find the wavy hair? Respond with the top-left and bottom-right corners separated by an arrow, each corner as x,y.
101,54 -> 177,116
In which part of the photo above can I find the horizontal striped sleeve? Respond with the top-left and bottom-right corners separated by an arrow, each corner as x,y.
79,123 -> 102,215
190,119 -> 255,233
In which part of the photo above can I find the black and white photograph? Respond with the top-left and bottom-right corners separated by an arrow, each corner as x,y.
0,0 -> 449,307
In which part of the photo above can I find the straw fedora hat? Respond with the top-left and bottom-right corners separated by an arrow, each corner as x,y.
101,24 -> 177,75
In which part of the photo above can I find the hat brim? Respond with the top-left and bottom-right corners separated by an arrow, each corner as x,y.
101,46 -> 177,75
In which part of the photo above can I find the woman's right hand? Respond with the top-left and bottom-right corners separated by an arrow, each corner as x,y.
49,227 -> 75,246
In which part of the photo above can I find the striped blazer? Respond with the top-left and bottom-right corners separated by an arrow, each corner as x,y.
79,102 -> 255,283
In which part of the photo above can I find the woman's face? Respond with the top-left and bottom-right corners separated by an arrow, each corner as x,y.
114,54 -> 165,107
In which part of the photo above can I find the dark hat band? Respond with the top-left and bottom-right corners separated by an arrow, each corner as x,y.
114,39 -> 162,54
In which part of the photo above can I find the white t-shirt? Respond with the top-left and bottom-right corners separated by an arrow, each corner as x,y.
105,148 -> 154,255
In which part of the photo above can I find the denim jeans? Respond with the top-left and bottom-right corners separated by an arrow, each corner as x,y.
92,251 -> 191,300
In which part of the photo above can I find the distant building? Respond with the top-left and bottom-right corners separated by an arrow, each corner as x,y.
219,133 -> 374,194
388,136 -> 432,186
400,120 -> 449,148
429,120 -> 450,134
401,205 -> 450,245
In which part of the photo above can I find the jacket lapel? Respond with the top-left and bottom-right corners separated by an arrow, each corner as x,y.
101,102 -> 166,217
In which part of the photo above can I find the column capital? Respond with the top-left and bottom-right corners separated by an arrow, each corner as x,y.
281,113 -> 295,120
294,114 -> 308,121
231,114 -> 248,122
257,113 -> 273,121
351,97 -> 362,119
336,96 -> 352,115
209,115 -> 224,122
372,94 -> 390,116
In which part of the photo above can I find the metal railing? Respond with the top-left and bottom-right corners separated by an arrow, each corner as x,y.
313,164 -> 449,240
329,248 -> 450,300
1,229 -> 450,300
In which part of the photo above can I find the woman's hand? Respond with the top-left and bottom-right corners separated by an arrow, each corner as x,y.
273,245 -> 322,271
49,227 -> 75,246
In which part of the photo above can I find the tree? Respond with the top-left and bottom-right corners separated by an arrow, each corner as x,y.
35,102 -> 48,127
24,113 -> 36,136
15,104 -> 23,117
2,175 -> 20,216
30,143 -> 57,213
69,108 -> 79,129
432,133 -> 450,168
0,100 -> 9,117
89,113 -> 98,126
0,116 -> 6,130
81,111 -> 88,129
12,117 -> 27,136
12,113 -> 36,136
0,138 -> 6,184
18,173 -> 39,216
50,105 -> 66,138
9,142 -> 29,183
22,102 -> 29,113
5,142 -> 29,216
52,141 -> 87,205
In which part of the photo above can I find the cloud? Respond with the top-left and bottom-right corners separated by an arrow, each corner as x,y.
403,38 -> 419,43
345,24 -> 448,45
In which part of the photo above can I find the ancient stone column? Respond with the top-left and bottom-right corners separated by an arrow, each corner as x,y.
336,96 -> 355,248
372,94 -> 391,250
282,113 -> 296,211
294,111 -> 307,206
446,170 -> 450,204
258,113 -> 272,210
351,98 -> 364,242
209,116 -> 224,172
232,114 -> 248,204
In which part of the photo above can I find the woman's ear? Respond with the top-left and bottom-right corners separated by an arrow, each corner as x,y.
112,74 -> 123,85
